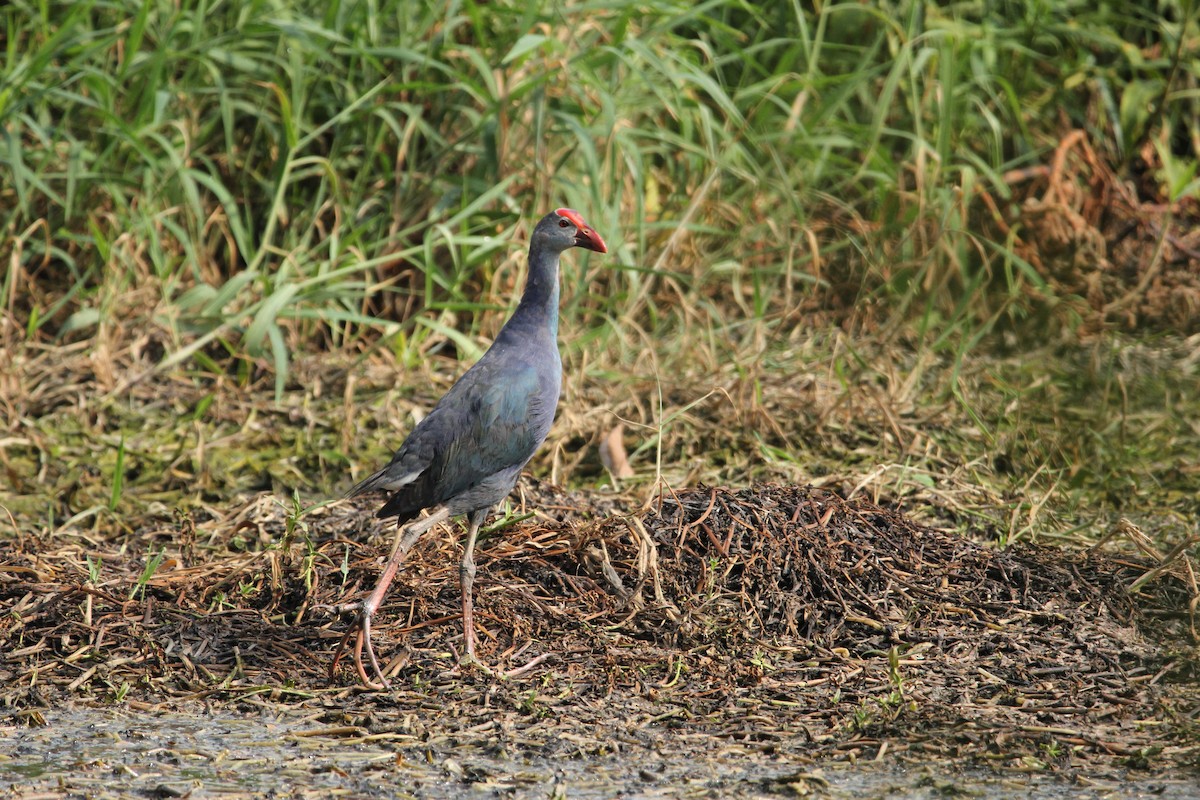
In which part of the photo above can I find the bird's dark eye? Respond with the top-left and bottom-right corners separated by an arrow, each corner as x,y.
558,219 -> 569,227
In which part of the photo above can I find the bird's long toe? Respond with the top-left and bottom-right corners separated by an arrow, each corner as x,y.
351,609 -> 392,690
359,618 -> 391,689
329,604 -> 391,690
448,649 -> 552,680
455,650 -> 494,676
502,652 -> 553,679
329,626 -> 355,680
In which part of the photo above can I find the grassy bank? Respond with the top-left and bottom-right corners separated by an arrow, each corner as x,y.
2,0 -> 1198,548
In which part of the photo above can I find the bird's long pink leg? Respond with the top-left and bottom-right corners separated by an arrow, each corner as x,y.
452,508 -> 554,678
459,508 -> 489,664
332,506 -> 451,688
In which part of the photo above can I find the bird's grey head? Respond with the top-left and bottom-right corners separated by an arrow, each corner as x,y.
532,208 -> 608,255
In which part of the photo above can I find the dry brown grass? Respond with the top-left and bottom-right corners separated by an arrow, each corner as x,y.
2,483 -> 1197,775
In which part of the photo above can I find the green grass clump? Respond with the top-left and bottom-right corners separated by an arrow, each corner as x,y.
1,0 -> 1198,547
5,1 -> 1196,364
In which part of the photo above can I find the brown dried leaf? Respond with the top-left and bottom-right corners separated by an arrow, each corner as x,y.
599,423 -> 635,480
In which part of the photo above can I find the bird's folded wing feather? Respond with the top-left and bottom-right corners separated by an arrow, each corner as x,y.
347,358 -> 550,513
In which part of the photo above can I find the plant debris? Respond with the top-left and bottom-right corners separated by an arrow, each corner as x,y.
2,483 -> 1196,777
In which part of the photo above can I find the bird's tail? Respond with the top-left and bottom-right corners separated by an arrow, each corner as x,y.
345,466 -> 393,499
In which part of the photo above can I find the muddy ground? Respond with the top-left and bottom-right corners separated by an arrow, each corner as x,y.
2,482 -> 1197,796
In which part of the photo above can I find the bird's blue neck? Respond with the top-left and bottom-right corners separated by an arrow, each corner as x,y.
509,247 -> 561,340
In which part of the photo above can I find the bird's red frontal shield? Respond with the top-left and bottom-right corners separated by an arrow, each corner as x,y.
554,207 -> 607,253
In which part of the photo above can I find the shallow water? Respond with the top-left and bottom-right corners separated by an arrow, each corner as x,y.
0,708 -> 1192,799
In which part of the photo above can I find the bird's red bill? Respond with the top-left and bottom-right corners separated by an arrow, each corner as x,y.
555,207 -> 608,254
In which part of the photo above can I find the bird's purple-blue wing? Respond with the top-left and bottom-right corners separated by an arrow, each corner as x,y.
348,356 -> 557,520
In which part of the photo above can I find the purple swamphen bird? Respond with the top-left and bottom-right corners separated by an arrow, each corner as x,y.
333,209 -> 608,688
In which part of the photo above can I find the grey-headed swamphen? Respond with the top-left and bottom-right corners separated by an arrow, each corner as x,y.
333,209 -> 608,688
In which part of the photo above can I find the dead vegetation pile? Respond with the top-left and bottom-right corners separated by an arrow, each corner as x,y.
2,483 -> 1196,772
988,130 -> 1200,334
